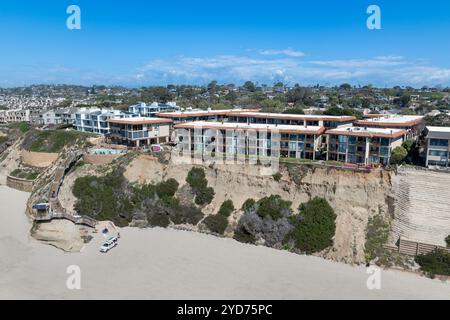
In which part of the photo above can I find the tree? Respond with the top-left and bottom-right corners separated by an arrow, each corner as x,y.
390,146 -> 408,165
186,167 -> 215,206
286,198 -> 337,254
207,80 -> 218,93
243,81 -> 256,92
340,83 -> 352,90
259,99 -> 284,113
256,195 -> 292,220
324,107 -> 363,119
283,107 -> 304,115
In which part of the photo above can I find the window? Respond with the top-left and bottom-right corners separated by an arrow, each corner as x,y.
289,142 -> 297,150
430,139 -> 449,147
429,150 -> 448,157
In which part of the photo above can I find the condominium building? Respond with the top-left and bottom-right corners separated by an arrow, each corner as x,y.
0,109 -> 30,123
157,109 -> 259,124
74,108 -> 135,135
128,102 -> 180,117
174,121 -> 325,160
41,107 -> 79,126
107,117 -> 173,147
425,126 -> 450,168
356,115 -> 425,140
326,126 -> 406,166
226,112 -> 356,129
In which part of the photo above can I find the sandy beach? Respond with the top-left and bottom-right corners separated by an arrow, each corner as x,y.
0,186 -> 449,300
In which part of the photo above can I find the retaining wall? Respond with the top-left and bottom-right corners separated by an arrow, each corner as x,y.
6,175 -> 34,192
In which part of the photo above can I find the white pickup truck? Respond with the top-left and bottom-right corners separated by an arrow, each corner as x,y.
100,236 -> 118,253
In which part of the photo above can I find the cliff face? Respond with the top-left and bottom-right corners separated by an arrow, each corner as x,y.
124,155 -> 393,264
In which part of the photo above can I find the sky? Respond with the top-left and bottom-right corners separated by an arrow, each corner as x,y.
0,0 -> 450,88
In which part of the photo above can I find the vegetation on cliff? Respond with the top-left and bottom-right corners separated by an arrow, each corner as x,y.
186,167 -> 215,205
203,200 -> 235,235
73,168 -> 205,228
416,249 -> 450,277
285,198 -> 337,254
234,196 -> 337,254
22,129 -> 94,153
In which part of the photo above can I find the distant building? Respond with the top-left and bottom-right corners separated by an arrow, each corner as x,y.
128,102 -> 180,117
425,126 -> 450,169
326,126 -> 406,166
0,109 -> 30,124
107,117 -> 173,147
356,115 -> 425,140
174,121 -> 325,160
74,108 -> 135,135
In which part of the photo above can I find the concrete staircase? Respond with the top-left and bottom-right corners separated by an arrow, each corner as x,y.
392,167 -> 450,247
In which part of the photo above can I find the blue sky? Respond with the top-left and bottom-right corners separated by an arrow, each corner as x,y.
0,0 -> 449,87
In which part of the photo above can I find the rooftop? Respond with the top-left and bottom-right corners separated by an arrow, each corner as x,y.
174,121 -> 325,135
157,109 -> 259,118
426,126 -> 450,133
356,115 -> 424,127
227,112 -> 356,122
108,117 -> 173,125
426,126 -> 450,139
326,126 -> 407,138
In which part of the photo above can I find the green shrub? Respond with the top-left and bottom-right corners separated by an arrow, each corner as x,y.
203,200 -> 235,234
256,195 -> 292,220
187,167 -> 215,205
233,225 -> 256,244
272,172 -> 282,182
218,200 -> 235,217
18,122 -> 30,133
10,168 -> 41,180
242,198 -> 256,212
148,210 -> 171,228
194,187 -> 215,205
390,146 -> 408,165
156,178 -> 179,198
186,167 -> 208,191
169,204 -> 204,225
415,249 -> 450,277
446,235 -> 450,248
204,214 -> 229,235
364,214 -> 391,264
286,198 -> 336,254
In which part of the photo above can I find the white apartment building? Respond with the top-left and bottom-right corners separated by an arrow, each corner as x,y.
74,108 -> 136,135
0,109 -> 31,123
425,126 -> 450,169
326,126 -> 406,166
41,107 -> 79,126
128,102 -> 180,117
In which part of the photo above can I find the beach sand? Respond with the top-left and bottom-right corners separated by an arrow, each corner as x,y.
0,186 -> 449,300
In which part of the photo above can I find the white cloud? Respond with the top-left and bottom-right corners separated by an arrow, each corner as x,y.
132,54 -> 450,87
258,48 -> 306,57
4,54 -> 450,87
